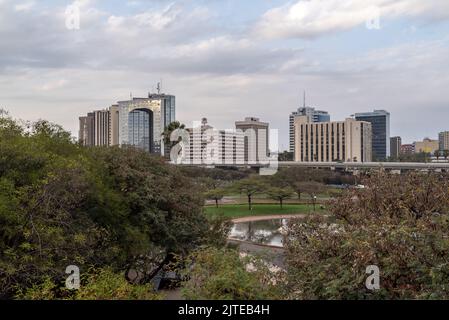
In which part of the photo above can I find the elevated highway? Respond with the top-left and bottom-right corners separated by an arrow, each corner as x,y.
179,161 -> 449,172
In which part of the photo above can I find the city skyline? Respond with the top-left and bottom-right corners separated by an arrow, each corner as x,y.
1,0 -> 449,149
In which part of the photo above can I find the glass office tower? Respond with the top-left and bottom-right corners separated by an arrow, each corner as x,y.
354,110 -> 390,161
118,94 -> 175,154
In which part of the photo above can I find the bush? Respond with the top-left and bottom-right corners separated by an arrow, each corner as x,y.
284,172 -> 449,299
181,247 -> 282,300
16,268 -> 161,300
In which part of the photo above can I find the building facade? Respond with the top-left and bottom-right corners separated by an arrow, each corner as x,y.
400,144 -> 415,155
289,107 -> 330,153
94,109 -> 110,147
79,92 -> 175,155
354,110 -> 390,161
390,136 -> 402,159
182,118 -> 244,165
294,116 -> 372,163
109,105 -> 120,146
117,93 -> 175,154
414,138 -> 439,154
439,131 -> 449,151
79,112 -> 95,146
235,117 -> 269,163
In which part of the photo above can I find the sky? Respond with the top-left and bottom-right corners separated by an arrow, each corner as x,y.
1,0 -> 449,150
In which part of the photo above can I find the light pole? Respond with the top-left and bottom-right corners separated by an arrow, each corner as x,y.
313,195 -> 317,211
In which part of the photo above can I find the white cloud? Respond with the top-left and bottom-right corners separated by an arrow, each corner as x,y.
255,0 -> 449,39
14,1 -> 34,12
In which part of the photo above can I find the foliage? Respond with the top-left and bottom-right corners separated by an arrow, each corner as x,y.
0,115 -> 209,298
231,176 -> 267,210
181,247 -> 282,300
267,187 -> 294,209
205,188 -> 226,208
284,172 -> 449,299
16,268 -> 161,300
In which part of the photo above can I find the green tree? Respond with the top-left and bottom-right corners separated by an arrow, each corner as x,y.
0,114 -> 210,298
434,150 -> 440,160
232,177 -> 267,211
267,187 -> 293,209
443,150 -> 449,160
300,181 -> 325,210
205,188 -> 225,208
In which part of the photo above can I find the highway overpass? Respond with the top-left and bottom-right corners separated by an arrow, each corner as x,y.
179,161 -> 449,171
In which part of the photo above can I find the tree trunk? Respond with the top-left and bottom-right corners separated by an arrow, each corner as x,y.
248,195 -> 252,211
297,191 -> 301,200
215,199 -> 219,208
280,199 -> 283,209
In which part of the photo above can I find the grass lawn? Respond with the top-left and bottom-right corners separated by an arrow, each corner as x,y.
204,203 -> 323,219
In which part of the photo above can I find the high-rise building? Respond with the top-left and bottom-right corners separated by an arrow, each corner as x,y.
235,117 -> 269,163
439,131 -> 449,151
117,93 -> 175,154
79,112 -> 95,146
390,136 -> 402,159
78,91 -> 175,155
94,109 -> 110,147
182,118 -> 244,165
294,116 -> 372,163
414,138 -> 439,154
109,105 -> 120,146
289,107 -> 330,153
354,110 -> 390,160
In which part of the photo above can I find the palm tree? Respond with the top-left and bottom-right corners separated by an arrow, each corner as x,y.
161,121 -> 186,158
161,121 -> 186,145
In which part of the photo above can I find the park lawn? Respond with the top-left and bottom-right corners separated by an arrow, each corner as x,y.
204,203 -> 321,219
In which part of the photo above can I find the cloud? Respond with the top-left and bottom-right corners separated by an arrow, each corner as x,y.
254,0 -> 449,39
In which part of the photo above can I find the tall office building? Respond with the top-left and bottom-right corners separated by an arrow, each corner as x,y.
439,131 -> 449,151
79,112 -> 95,146
182,118 -> 244,165
235,117 -> 269,163
109,105 -> 120,146
390,136 -> 402,159
118,93 -> 175,154
294,116 -> 372,163
94,109 -> 110,147
354,110 -> 390,160
78,91 -> 175,155
289,107 -> 330,153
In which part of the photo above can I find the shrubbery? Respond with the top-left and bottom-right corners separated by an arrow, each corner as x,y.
0,114 -> 211,298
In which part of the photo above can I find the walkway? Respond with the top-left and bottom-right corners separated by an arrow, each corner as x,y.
231,213 -> 307,224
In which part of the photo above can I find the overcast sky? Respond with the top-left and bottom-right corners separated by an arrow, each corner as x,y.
1,0 -> 449,150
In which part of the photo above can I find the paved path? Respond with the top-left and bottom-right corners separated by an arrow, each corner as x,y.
231,213 -> 307,223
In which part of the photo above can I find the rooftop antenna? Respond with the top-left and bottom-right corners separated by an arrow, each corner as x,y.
303,90 -> 306,108
157,82 -> 161,94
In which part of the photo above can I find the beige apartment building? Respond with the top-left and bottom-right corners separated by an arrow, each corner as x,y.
294,116 -> 372,163
414,138 -> 439,154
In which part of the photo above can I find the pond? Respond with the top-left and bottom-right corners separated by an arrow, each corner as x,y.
229,219 -> 288,247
